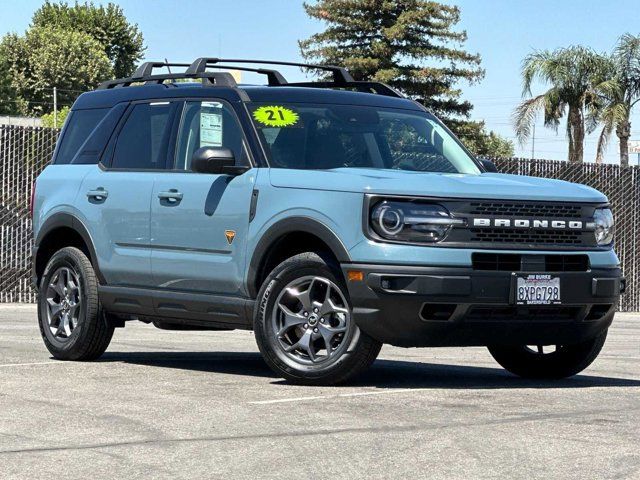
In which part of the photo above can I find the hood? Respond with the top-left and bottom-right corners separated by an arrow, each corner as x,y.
269,168 -> 607,203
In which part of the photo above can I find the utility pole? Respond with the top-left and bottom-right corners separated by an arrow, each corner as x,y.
531,123 -> 536,159
53,87 -> 58,128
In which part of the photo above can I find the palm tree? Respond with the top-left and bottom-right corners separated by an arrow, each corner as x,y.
514,46 -> 615,163
595,34 -> 640,167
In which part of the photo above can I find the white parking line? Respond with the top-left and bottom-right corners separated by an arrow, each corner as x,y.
0,361 -> 63,368
248,388 -> 429,405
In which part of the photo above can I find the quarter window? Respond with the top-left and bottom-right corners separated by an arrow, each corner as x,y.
54,108 -> 108,164
111,102 -> 177,169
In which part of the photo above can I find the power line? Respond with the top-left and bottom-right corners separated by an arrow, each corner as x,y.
0,99 -> 73,107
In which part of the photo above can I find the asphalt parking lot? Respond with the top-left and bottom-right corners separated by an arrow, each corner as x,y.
1,305 -> 639,479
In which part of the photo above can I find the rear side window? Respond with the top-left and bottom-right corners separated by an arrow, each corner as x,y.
111,102 -> 177,169
54,108 -> 108,164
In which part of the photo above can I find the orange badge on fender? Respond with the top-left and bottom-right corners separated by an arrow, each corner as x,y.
225,230 -> 236,245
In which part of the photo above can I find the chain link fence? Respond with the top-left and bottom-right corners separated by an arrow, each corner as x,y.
1,125 -> 59,302
0,125 -> 637,310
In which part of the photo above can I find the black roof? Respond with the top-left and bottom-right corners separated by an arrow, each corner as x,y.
73,58 -> 421,111
73,83 -> 420,110
240,86 -> 420,110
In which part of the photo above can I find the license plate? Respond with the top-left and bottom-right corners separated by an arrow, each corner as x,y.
516,274 -> 561,305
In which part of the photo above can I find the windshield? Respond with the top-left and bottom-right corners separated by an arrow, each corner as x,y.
249,103 -> 480,174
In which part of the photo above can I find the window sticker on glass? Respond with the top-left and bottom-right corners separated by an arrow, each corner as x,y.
253,105 -> 300,127
200,109 -> 223,147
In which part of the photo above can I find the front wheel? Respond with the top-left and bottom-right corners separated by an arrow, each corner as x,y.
488,330 -> 608,379
254,252 -> 382,385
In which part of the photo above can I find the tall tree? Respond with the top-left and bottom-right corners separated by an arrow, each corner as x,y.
299,0 -> 512,156
514,46 -> 614,163
1,26 -> 112,115
300,0 -> 484,119
0,44 -> 20,115
32,1 -> 145,78
595,34 -> 640,167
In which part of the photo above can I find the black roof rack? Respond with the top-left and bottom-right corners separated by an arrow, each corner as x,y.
98,60 -> 287,89
187,60 -> 288,86
186,57 -> 354,85
131,62 -> 191,79
97,58 -> 403,98
98,71 -> 237,89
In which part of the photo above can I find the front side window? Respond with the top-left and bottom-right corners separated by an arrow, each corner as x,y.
249,103 -> 480,175
111,102 -> 177,169
174,100 -> 246,170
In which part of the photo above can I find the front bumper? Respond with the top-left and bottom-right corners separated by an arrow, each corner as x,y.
341,263 -> 624,347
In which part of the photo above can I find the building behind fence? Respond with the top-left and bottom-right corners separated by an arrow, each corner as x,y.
1,124 -> 638,310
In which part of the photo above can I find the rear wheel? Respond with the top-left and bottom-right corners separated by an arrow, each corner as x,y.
488,330 -> 607,379
38,247 -> 114,360
254,252 -> 382,385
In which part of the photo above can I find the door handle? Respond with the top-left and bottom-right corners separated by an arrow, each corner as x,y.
157,189 -> 183,203
86,188 -> 108,202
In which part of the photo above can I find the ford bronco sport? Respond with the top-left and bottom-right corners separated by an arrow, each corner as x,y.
32,58 -> 624,385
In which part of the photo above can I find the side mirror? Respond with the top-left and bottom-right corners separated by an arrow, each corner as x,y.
480,158 -> 498,173
190,147 -> 249,175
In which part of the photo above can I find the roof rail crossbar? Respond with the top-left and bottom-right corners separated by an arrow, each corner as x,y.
285,81 -> 403,98
195,64 -> 288,86
98,71 -> 237,90
186,58 -> 355,85
132,62 -> 191,80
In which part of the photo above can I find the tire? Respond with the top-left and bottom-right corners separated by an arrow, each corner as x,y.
37,246 -> 114,361
488,330 -> 608,379
254,252 -> 382,385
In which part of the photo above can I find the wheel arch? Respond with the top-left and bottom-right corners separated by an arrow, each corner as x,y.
247,217 -> 351,298
34,213 -> 105,286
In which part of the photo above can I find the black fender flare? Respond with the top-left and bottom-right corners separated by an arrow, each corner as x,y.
34,212 -> 105,284
247,216 -> 351,298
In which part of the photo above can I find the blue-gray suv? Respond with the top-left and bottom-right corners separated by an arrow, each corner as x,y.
31,58 -> 624,384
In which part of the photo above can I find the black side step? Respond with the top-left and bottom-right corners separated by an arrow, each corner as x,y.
98,286 -> 254,330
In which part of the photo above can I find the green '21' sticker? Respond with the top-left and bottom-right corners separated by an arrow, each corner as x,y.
252,105 -> 299,127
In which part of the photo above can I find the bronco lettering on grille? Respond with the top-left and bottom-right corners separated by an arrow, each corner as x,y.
472,218 -> 593,230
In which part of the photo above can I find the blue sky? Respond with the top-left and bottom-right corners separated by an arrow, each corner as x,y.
2,0 -> 640,163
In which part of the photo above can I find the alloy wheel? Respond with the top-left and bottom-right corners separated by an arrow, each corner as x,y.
271,275 -> 350,365
45,267 -> 82,340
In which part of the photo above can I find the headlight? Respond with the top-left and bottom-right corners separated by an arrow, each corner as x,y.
594,208 -> 614,245
370,200 -> 463,243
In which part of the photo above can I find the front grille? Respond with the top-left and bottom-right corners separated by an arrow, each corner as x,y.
470,228 -> 583,246
472,253 -> 521,271
545,255 -> 590,272
435,199 -> 603,250
472,253 -> 590,272
468,202 -> 582,218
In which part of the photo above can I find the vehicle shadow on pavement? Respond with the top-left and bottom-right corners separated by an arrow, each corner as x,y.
352,360 -> 640,389
98,351 -> 640,389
